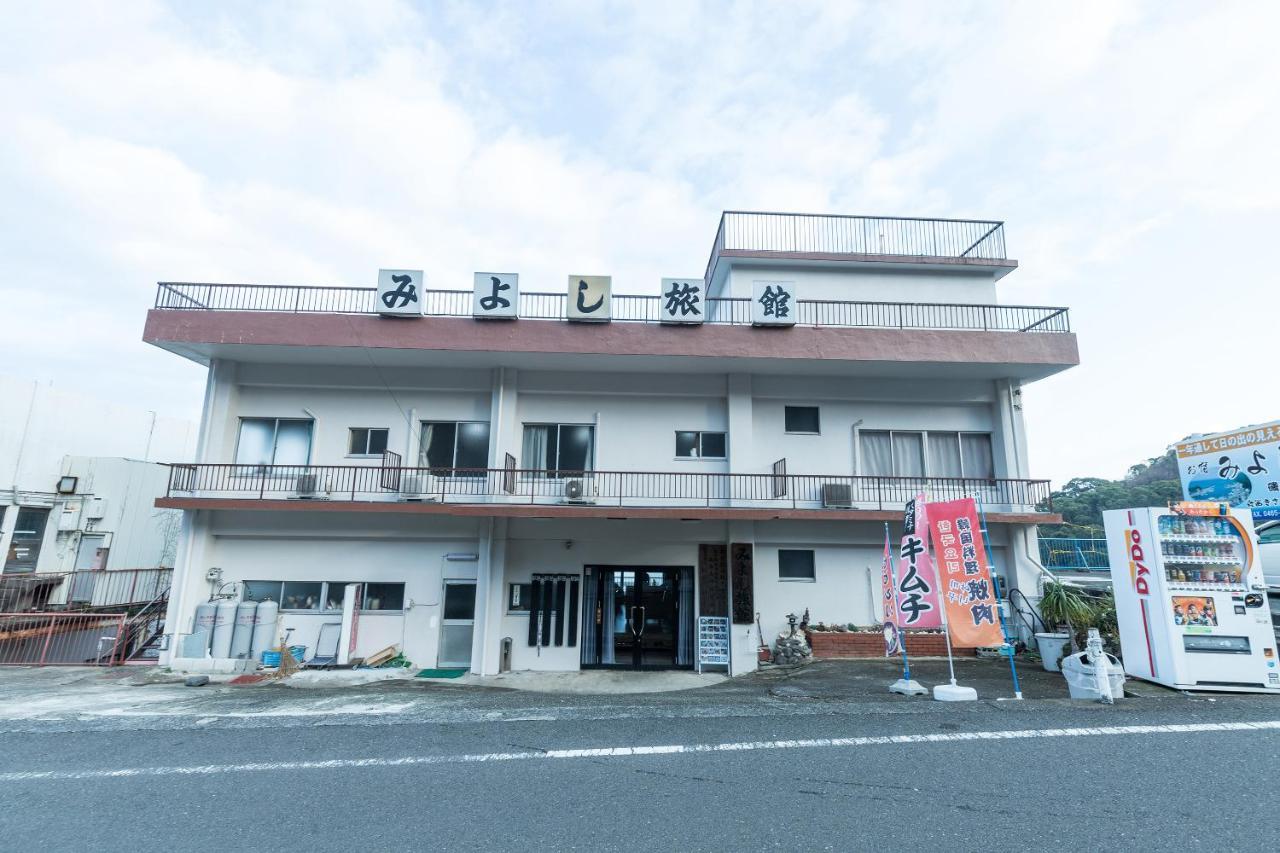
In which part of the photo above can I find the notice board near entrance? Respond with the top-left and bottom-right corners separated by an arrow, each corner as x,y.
697,616 -> 730,672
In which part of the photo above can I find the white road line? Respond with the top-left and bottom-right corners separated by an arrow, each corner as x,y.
2,720 -> 1277,783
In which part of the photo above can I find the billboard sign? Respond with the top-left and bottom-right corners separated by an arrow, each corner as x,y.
1176,421 -> 1280,521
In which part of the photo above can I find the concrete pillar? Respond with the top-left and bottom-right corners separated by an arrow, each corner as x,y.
488,368 -> 520,470
160,359 -> 236,664
726,373 -> 753,475
474,517 -> 509,675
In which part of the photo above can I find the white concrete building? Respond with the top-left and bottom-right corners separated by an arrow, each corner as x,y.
1,375 -> 196,580
146,211 -> 1078,674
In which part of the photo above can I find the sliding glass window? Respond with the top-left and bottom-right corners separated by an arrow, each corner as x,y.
522,424 -> 595,477
234,418 -> 313,472
420,422 -> 490,476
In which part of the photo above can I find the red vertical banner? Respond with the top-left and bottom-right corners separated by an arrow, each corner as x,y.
896,494 -> 944,630
926,497 -> 1004,647
880,526 -> 900,656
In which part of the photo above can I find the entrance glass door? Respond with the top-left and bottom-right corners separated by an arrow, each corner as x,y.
598,568 -> 683,669
438,580 -> 476,669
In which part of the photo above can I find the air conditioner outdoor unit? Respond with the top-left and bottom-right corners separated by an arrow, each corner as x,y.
821,483 -> 853,508
398,473 -> 437,502
292,473 -> 329,501
563,478 -> 594,504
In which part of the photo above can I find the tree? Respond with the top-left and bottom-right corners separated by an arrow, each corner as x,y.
1039,450 -> 1182,538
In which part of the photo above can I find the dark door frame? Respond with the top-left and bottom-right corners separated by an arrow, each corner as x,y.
582,564 -> 692,670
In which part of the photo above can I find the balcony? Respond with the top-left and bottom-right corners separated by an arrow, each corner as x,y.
704,211 -> 1013,285
153,282 -> 1068,333
157,463 -> 1057,524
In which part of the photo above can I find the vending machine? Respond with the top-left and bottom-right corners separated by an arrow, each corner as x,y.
1103,502 -> 1279,693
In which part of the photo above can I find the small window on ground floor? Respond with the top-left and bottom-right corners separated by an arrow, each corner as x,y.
508,582 -> 533,613
778,549 -> 816,581
245,580 -> 406,612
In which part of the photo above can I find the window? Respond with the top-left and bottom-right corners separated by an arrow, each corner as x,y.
243,581 -> 283,603
235,418 -> 313,470
421,422 -> 490,475
281,581 -> 323,610
508,582 -> 533,613
861,430 -> 995,479
348,427 -> 389,456
675,431 -> 727,459
244,580 -> 406,612
778,549 -> 816,581
522,424 -> 595,477
784,406 -> 820,434
4,507 -> 51,573
961,434 -> 995,479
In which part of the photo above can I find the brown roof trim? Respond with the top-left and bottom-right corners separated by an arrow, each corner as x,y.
143,310 -> 1078,368
155,497 -> 1059,525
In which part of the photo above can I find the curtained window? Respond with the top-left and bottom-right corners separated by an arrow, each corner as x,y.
927,432 -> 963,478
961,433 -> 995,479
235,418 -> 312,471
420,422 -> 490,476
522,424 -> 594,477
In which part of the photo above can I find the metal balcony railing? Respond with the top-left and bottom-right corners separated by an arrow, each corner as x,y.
165,463 -> 1053,513
154,283 -> 1069,332
704,211 -> 1008,282
1038,538 -> 1111,572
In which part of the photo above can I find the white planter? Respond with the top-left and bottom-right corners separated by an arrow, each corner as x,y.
1035,632 -> 1071,672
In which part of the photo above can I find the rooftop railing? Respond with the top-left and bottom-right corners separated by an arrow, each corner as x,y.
154,283 -> 1069,332
165,463 -> 1053,513
704,211 -> 1008,282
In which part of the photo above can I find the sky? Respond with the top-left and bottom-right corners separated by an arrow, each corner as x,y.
1,0 -> 1277,488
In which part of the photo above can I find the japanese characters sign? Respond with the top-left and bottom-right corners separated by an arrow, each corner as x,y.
376,269 -> 424,317
567,275 -> 612,322
926,497 -> 1004,648
472,272 -> 519,319
896,495 -> 943,630
880,526 -> 901,657
1176,420 -> 1280,521
751,280 -> 797,326
659,278 -> 705,324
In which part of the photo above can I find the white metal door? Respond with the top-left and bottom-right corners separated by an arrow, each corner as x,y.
70,534 -> 106,603
438,580 -> 477,669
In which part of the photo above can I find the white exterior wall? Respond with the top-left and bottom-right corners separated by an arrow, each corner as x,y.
157,253 -> 1058,673
719,265 -> 999,305
167,511 -> 481,668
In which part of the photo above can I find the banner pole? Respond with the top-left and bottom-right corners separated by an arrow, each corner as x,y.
886,521 -> 926,696
978,497 -> 1023,701
925,494 -> 977,702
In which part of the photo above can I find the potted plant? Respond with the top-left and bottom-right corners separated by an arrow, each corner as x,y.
1035,579 -> 1094,672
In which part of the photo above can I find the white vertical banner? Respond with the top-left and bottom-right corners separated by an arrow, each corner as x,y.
567,275 -> 612,321
377,269 -> 425,317
473,272 -> 519,319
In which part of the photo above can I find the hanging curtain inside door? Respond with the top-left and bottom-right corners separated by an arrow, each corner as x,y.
676,570 -> 695,666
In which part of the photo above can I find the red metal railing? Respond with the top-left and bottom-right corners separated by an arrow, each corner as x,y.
0,612 -> 129,666
165,463 -> 1052,512
0,568 -> 172,613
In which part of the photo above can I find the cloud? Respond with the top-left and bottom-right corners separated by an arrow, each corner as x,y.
1,0 -> 1276,486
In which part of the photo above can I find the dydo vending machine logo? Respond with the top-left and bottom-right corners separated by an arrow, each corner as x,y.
1126,511 -> 1151,596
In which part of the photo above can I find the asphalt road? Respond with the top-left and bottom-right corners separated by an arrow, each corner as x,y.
1,665 -> 1277,851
